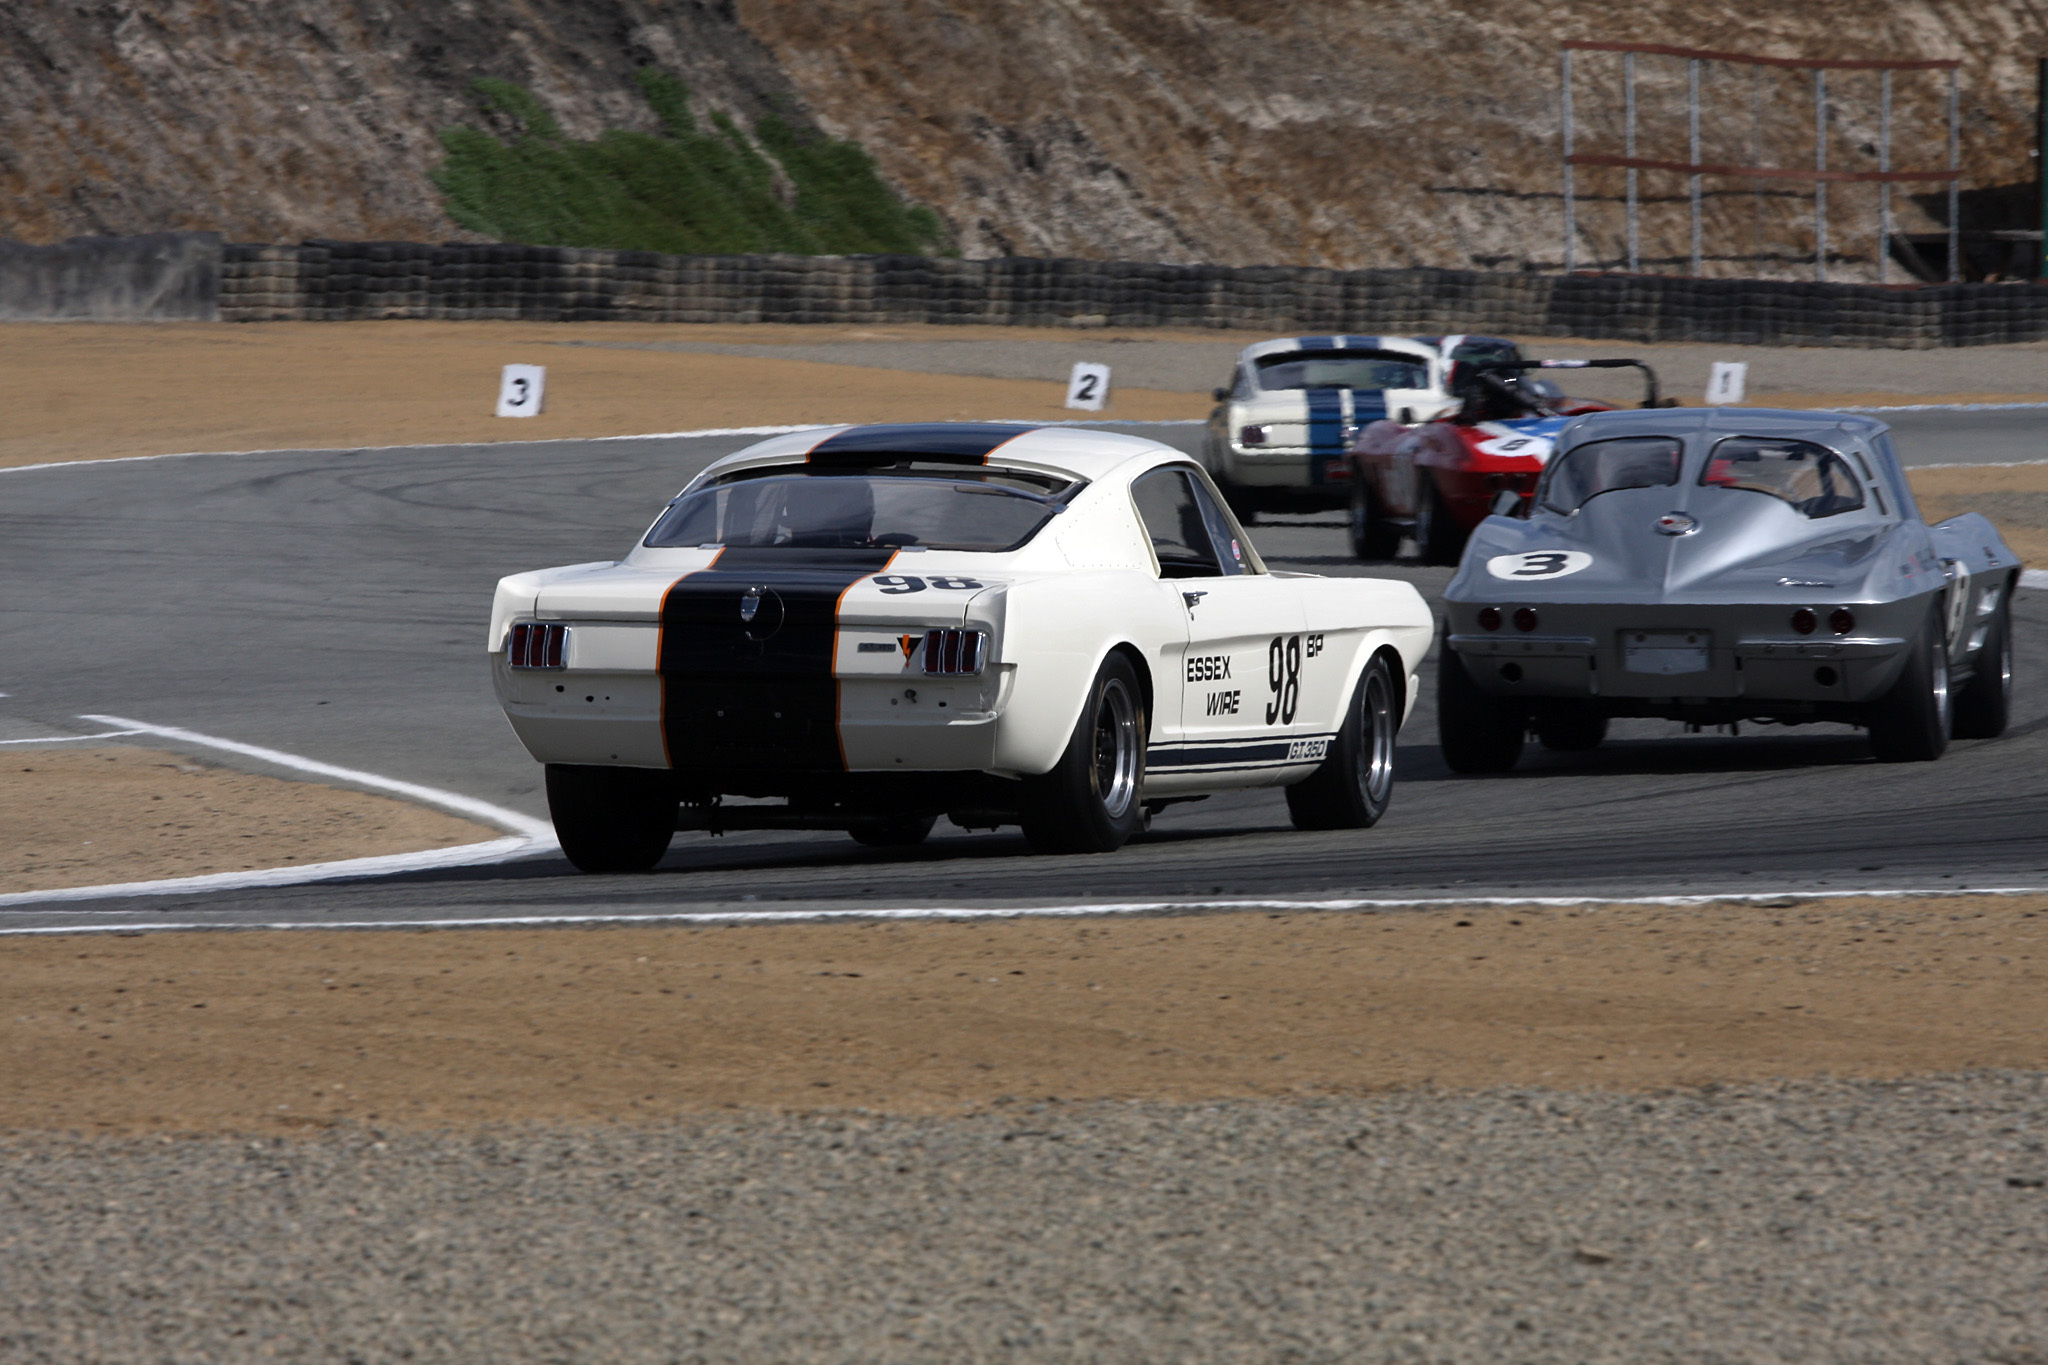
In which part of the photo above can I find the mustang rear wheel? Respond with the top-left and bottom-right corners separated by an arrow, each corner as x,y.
1348,479 -> 1401,561
1436,643 -> 1526,773
1866,607 -> 1952,762
848,814 -> 938,848
546,764 -> 677,873
1951,593 -> 2013,739
1414,476 -> 1465,567
1020,653 -> 1148,854
1287,651 -> 1399,830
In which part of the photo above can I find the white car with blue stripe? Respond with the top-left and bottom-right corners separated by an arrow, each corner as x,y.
1202,334 -> 1523,515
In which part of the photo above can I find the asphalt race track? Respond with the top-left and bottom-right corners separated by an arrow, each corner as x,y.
2,412 -> 2044,931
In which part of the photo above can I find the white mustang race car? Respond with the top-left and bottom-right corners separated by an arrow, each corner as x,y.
490,423 -> 1433,871
1203,334 -> 1525,515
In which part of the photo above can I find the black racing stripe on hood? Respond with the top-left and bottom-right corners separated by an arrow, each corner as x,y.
804,423 -> 1035,466
658,549 -> 895,773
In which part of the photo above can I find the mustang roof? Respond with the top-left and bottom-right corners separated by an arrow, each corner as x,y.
694,422 -> 1189,485
1236,335 -> 1436,363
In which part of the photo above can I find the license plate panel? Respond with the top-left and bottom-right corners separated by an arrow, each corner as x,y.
1621,629 -> 1711,675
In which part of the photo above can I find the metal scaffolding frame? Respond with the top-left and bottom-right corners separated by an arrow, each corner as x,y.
1559,41 -> 1962,281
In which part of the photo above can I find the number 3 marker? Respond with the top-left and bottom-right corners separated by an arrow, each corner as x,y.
1485,549 -> 1593,580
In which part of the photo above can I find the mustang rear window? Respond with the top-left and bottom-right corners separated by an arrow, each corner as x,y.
1254,351 -> 1427,392
1700,437 -> 1866,518
1540,436 -> 1683,513
644,469 -> 1071,552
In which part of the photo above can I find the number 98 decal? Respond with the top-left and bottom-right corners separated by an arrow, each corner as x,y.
1485,550 -> 1593,581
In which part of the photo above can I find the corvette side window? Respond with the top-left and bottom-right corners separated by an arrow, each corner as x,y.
1700,437 -> 1865,519
1539,436 -> 1683,514
1132,469 -> 1224,579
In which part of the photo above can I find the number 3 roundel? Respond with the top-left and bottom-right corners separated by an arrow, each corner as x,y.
1485,550 -> 1593,581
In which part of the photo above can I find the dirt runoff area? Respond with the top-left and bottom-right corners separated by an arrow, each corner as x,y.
0,746 -> 500,894
3,895 -> 2043,1135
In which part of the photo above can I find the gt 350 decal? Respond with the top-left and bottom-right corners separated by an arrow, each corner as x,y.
1486,550 -> 1593,581
1287,737 -> 1330,761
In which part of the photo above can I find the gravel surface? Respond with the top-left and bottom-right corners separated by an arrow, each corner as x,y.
6,1074 -> 2046,1364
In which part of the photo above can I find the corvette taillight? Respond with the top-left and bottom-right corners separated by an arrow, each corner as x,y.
922,628 -> 986,675
1829,608 -> 1856,635
508,622 -> 568,669
1477,607 -> 1503,631
1512,608 -> 1539,633
1791,609 -> 1817,635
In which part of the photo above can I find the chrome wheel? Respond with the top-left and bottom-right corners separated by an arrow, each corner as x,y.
1931,629 -> 1952,734
1091,676 -> 1141,819
1358,664 -> 1395,807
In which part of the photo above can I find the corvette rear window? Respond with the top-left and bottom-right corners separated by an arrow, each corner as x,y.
1700,436 -> 1866,519
1539,436 -> 1683,514
644,470 -> 1068,552
1254,351 -> 1427,392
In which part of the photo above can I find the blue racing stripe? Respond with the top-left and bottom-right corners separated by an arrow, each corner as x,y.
1305,388 -> 1346,485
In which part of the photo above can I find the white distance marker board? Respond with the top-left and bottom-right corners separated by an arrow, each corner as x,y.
1704,361 -> 1747,406
1065,361 -> 1111,411
496,364 -> 547,418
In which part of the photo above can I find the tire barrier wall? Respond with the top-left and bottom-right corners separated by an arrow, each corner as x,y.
12,237 -> 2030,348
0,232 -> 222,322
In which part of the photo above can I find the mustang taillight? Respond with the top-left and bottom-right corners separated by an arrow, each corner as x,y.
508,622 -> 568,669
922,628 -> 987,675
1791,609 -> 1817,635
1829,608 -> 1856,635
1239,424 -> 1268,446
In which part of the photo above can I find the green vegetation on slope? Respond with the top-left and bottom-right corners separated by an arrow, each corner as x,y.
433,70 -> 946,255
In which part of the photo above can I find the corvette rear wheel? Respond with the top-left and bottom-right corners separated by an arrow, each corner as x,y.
1951,594 -> 2012,739
1287,651 -> 1399,830
1348,480 -> 1401,561
1866,607 -> 1951,762
1436,643 -> 1526,773
1534,706 -> 1608,753
546,764 -> 677,873
848,814 -> 938,847
1020,653 -> 1148,854
1414,476 -> 1465,567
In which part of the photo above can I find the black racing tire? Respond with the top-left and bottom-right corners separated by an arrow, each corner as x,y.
1865,606 -> 1952,763
1348,478 -> 1402,561
1534,706 -> 1609,753
1414,475 -> 1466,567
1951,592 -> 2013,740
1287,651 -> 1400,830
848,814 -> 939,848
1436,643 -> 1526,774
546,764 -> 677,873
1019,653 -> 1148,854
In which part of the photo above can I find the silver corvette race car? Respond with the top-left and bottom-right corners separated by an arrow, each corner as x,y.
1438,407 -> 2019,770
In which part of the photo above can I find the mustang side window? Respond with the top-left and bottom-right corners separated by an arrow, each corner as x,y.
1699,437 -> 1865,518
1185,474 -> 1253,576
1132,468 -> 1224,579
1539,436 -> 1684,514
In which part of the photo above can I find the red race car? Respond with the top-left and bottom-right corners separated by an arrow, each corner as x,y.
1345,359 -> 1670,564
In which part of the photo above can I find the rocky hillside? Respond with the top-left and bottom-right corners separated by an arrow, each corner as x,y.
2,1 -> 2041,280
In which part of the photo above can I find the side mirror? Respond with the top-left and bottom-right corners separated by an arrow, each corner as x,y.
1212,387 -> 1230,402
1491,490 -> 1523,518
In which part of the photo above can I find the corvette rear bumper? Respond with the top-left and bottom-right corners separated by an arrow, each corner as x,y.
1448,631 -> 1913,704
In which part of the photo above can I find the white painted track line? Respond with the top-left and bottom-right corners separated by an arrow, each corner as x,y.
3,885 -> 2045,936
0,716 -> 556,909
2022,569 -> 2048,591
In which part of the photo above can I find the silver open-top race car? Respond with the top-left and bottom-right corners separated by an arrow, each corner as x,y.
492,423 -> 1433,870
1438,407 -> 2019,770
